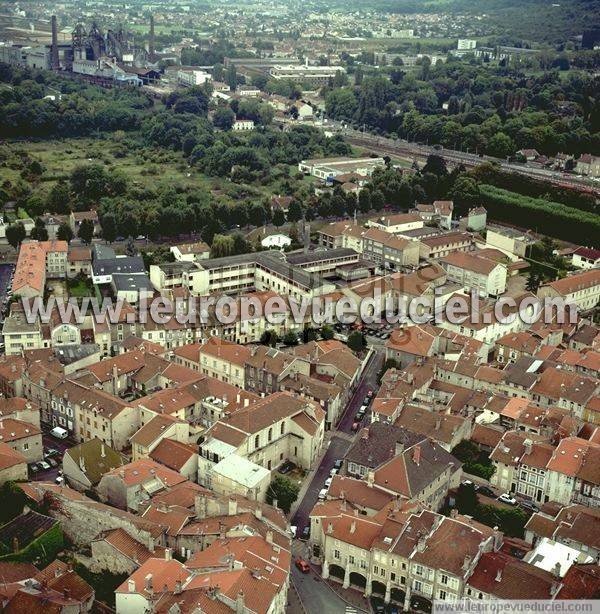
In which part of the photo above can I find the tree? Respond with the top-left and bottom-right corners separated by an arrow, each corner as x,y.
455,483 -> 478,516
266,475 -> 300,513
272,209 -> 285,227
347,331 -> 366,353
287,199 -> 303,223
260,329 -> 279,347
302,326 -> 319,343
6,222 -> 26,249
30,217 -> 48,241
57,222 -> 74,243
358,189 -> 371,213
487,132 -> 515,159
370,189 -> 385,211
46,181 -> 71,214
101,212 -> 117,243
210,234 -> 235,258
227,63 -> 237,91
283,331 -> 299,346
78,218 -> 94,244
422,154 -> 448,177
213,106 -> 235,130
321,324 -> 335,340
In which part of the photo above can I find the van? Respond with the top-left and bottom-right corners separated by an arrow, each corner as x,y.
50,426 -> 68,439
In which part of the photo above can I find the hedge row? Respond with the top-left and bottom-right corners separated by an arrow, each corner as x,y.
479,184 -> 600,247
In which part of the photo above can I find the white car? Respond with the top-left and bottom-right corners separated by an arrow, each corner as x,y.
498,493 -> 517,506
318,488 -> 328,500
325,477 -> 333,488
38,461 -> 51,470
329,468 -> 338,478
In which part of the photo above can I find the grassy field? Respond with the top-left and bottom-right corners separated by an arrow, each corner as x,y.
5,135 -> 323,213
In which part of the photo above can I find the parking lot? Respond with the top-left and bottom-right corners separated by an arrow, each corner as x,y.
27,430 -> 73,484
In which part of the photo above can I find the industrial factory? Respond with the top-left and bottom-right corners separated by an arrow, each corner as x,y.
0,15 -> 163,86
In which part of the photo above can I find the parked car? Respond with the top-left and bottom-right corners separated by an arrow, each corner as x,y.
55,476 -> 65,485
329,467 -> 338,477
351,422 -> 360,432
301,526 -> 310,540
477,486 -> 496,498
38,461 -> 51,471
295,558 -> 310,573
333,459 -> 343,470
46,458 -> 58,468
44,448 -> 59,457
520,500 -> 539,513
28,463 -> 39,474
498,493 -> 517,506
363,396 -> 371,406
318,488 -> 328,500
325,477 -> 333,488
278,461 -> 295,475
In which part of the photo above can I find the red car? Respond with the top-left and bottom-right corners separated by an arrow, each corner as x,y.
295,558 -> 310,573
351,422 -> 360,432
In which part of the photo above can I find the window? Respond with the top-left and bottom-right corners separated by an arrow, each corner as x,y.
268,428 -> 272,442
439,590 -> 447,600
349,555 -> 355,565
373,565 -> 379,575
254,435 -> 259,448
334,549 -> 340,560
441,574 -> 448,585
280,422 -> 285,435
414,580 -> 422,592
23,443 -> 29,451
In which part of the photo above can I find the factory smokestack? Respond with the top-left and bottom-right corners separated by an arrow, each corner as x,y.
149,14 -> 155,61
51,15 -> 60,70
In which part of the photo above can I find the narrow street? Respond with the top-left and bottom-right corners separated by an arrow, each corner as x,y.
289,348 -> 383,613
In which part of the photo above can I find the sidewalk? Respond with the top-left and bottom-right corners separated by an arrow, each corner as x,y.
324,576 -> 371,613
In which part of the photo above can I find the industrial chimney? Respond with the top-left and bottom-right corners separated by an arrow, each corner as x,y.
51,15 -> 60,70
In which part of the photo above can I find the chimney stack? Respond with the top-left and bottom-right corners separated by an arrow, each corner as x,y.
51,16 -> 59,71
144,573 -> 153,595
413,445 -> 421,466
128,579 -> 136,593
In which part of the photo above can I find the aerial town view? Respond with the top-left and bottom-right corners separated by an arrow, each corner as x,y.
0,0 -> 599,612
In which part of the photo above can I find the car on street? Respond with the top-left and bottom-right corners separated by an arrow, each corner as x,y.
333,459 -> 343,470
318,488 -> 328,500
295,558 -> 310,573
325,477 -> 333,488
498,493 -> 517,505
44,448 -> 59,457
38,460 -> 51,471
28,463 -> 39,474
520,500 -> 539,513
351,422 -> 360,432
301,526 -> 310,540
329,467 -> 338,477
55,476 -> 65,485
477,486 -> 496,498
46,458 -> 58,468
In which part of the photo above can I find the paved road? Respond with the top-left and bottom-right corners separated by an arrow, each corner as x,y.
292,435 -> 352,532
338,349 -> 384,434
289,348 -> 384,614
